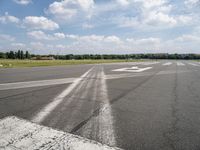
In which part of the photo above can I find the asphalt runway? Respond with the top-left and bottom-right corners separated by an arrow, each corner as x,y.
1,60 -> 200,150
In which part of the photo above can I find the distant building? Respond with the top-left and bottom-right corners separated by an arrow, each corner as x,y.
31,56 -> 55,60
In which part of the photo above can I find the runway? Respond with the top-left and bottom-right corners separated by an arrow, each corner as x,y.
1,60 -> 200,150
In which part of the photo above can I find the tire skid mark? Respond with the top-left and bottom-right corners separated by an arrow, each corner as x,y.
73,67 -> 116,146
31,67 -> 94,123
70,64 -> 171,140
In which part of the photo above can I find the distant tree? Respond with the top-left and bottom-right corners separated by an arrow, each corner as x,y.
25,51 -> 30,59
17,50 -> 21,59
0,52 -> 6,59
9,51 -> 15,59
20,50 -> 24,59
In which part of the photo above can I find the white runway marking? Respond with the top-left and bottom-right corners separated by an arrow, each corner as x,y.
0,78 -> 76,91
142,62 -> 160,65
177,62 -> 185,66
112,66 -> 152,73
0,116 -> 120,150
188,62 -> 199,66
162,62 -> 172,66
106,70 -> 192,80
31,68 -> 93,123
80,68 -> 116,146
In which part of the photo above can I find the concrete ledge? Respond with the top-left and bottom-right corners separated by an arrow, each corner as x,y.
0,116 -> 122,150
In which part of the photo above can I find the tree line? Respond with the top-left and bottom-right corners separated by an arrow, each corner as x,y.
1,50 -> 200,60
0,50 -> 30,59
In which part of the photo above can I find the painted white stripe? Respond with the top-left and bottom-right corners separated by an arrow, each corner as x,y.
106,70 -> 192,80
162,62 -> 172,66
112,66 -> 152,73
80,68 -> 116,146
31,68 -> 93,123
0,78 -> 76,91
177,62 -> 185,66
0,116 -> 121,150
98,69 -> 116,146
188,62 -> 199,66
142,62 -> 160,65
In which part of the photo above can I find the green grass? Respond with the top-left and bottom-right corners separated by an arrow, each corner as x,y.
0,59 -> 148,68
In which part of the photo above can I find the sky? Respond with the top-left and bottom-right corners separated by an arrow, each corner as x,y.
0,0 -> 200,54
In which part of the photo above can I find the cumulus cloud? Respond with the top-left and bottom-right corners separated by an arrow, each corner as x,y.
23,16 -> 59,30
66,34 -> 122,44
144,11 -> 177,27
11,43 -> 26,48
117,0 -> 129,6
46,0 -> 94,22
13,0 -> 32,5
184,0 -> 199,7
54,32 -> 66,39
0,12 -> 20,24
176,34 -> 200,42
111,0 -> 194,29
27,31 -> 65,40
135,0 -> 167,8
126,37 -> 161,45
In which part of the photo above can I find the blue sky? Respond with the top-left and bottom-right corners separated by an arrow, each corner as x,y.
0,0 -> 200,54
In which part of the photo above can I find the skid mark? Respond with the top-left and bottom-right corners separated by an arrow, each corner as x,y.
31,67 -> 94,123
75,68 -> 116,146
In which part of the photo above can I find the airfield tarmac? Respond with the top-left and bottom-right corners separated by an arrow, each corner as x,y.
1,60 -> 200,150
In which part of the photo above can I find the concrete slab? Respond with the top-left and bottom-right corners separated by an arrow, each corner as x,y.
0,116 -> 122,150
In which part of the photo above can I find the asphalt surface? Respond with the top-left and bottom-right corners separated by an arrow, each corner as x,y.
1,60 -> 200,150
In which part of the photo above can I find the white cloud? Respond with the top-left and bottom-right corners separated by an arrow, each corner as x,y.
27,31 -> 52,40
11,43 -> 26,48
184,0 -> 199,7
104,36 -> 122,43
66,34 -> 122,44
0,12 -> 20,24
117,0 -> 129,6
127,37 -> 160,45
23,16 -> 59,30
134,0 -> 167,8
144,11 -> 177,27
13,0 -> 32,5
0,34 -> 15,42
27,31 -> 66,40
177,15 -> 192,24
30,42 -> 44,50
176,34 -> 200,42
113,0 -> 179,28
47,0 -> 94,22
54,32 -> 66,39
